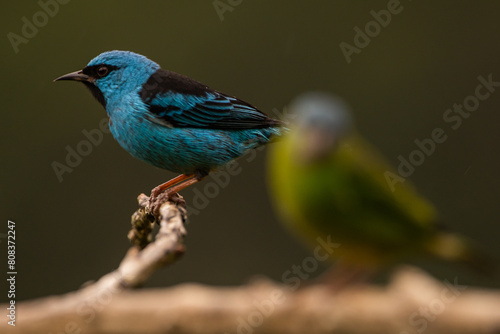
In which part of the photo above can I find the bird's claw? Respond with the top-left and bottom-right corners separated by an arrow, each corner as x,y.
150,185 -> 165,201
148,191 -> 186,219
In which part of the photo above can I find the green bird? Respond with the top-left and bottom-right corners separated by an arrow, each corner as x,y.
268,92 -> 484,278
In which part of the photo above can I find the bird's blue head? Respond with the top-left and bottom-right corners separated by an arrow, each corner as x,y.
55,50 -> 160,108
289,92 -> 354,162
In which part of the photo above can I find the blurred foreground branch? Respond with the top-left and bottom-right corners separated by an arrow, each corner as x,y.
4,268 -> 500,334
3,195 -> 500,334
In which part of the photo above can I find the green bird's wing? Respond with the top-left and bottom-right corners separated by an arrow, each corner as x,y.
328,135 -> 437,243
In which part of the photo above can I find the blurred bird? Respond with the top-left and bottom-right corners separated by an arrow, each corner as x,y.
55,51 -> 285,209
268,92 -> 486,282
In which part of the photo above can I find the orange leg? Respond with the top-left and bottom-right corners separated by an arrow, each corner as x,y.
163,176 -> 203,196
151,174 -> 193,198
149,172 -> 208,215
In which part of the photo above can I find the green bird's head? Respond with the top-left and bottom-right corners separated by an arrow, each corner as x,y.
289,92 -> 354,163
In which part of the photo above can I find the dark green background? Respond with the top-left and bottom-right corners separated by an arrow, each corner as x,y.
1,1 -> 499,301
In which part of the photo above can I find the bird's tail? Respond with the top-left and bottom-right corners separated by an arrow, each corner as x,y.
271,124 -> 291,139
424,232 -> 496,275
241,126 -> 290,152
259,125 -> 290,145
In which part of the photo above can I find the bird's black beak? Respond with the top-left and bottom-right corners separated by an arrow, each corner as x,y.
54,70 -> 91,82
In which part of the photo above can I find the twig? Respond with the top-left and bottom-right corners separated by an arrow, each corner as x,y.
119,193 -> 187,288
1,194 -> 187,333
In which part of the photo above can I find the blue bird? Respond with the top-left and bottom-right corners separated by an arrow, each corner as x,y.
55,51 -> 286,209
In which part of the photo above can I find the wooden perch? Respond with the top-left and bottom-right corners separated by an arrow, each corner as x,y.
2,195 -> 500,334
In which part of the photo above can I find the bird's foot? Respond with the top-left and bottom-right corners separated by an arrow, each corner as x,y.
148,172 -> 201,218
148,190 -> 186,219
148,184 -> 170,217
150,184 -> 167,200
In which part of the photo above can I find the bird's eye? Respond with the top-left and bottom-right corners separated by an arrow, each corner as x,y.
96,66 -> 109,77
